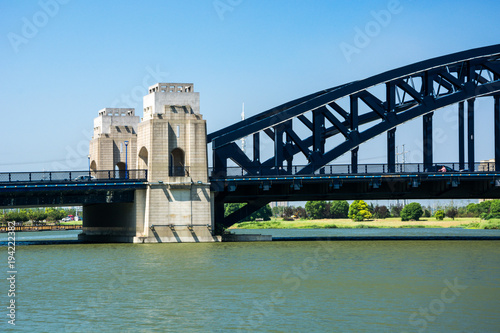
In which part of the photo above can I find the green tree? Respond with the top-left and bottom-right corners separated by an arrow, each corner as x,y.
5,210 -> 29,223
445,207 -> 458,220
486,199 -> 500,219
435,210 -> 445,221
224,203 -> 272,221
35,210 -> 48,222
27,209 -> 36,222
348,200 -> 372,221
330,200 -> 349,218
46,208 -> 65,222
283,206 -> 294,218
390,204 -> 403,217
373,205 -> 389,219
294,206 -> 306,219
271,206 -> 282,218
476,201 -> 492,217
323,202 -> 332,219
250,204 -> 272,221
305,201 -> 327,219
224,203 -> 245,217
400,202 -> 423,221
423,209 -> 431,218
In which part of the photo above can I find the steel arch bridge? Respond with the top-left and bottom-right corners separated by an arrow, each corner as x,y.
208,44 -> 500,228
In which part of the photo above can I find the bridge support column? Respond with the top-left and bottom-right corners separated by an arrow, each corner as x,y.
387,128 -> 396,173
495,95 -> 500,171
458,102 -> 465,170
351,147 -> 359,173
423,113 -> 433,171
213,194 -> 225,234
468,99 -> 475,171
87,83 -> 217,243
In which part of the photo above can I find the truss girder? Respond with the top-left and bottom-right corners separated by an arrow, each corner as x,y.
210,45 -> 500,178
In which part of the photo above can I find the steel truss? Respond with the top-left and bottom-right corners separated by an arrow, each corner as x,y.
208,45 -> 500,228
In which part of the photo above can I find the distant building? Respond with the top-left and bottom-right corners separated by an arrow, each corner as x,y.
478,159 -> 495,172
270,202 -> 288,208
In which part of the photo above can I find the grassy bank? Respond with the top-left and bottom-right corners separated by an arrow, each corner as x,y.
229,217 -> 500,230
59,221 -> 83,226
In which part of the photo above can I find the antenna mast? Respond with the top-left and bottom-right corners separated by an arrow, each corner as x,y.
241,103 -> 246,153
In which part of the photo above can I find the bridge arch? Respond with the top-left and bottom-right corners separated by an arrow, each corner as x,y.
115,162 -> 126,178
138,147 -> 148,169
208,44 -> 500,228
209,44 -> 500,176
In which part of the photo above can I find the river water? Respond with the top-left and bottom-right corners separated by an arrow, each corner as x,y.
2,229 -> 500,332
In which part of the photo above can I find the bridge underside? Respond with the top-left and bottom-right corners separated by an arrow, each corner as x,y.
0,188 -> 137,208
0,183 -> 144,243
213,173 -> 500,228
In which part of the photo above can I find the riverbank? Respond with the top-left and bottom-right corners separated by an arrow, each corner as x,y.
229,217 -> 500,230
0,224 -> 82,232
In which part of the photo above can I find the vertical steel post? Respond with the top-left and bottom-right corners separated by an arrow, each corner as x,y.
467,99 -> 475,171
253,133 -> 260,163
458,102 -> 465,170
351,147 -> 359,174
386,82 -> 397,174
283,120 -> 294,174
423,113 -> 433,171
350,95 -> 359,173
495,95 -> 500,171
274,126 -> 284,174
253,133 -> 260,174
313,110 -> 325,174
387,128 -> 396,173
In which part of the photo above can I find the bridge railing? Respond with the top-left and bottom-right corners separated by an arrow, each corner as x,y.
0,169 -> 148,184
210,162 -> 497,178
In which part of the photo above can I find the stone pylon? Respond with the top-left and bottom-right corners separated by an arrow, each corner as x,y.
89,108 -> 140,177
82,83 -> 217,243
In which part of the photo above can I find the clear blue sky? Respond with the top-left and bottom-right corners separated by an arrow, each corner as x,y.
1,0 -> 499,172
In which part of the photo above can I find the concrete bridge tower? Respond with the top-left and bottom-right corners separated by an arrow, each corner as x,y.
89,108 -> 140,177
134,83 -> 214,243
81,83 -> 216,243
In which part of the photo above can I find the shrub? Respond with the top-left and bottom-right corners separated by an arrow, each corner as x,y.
348,200 -> 372,221
400,202 -> 423,221
435,210 -> 445,221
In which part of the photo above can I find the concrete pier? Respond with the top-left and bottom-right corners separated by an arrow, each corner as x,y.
81,83 -> 216,243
